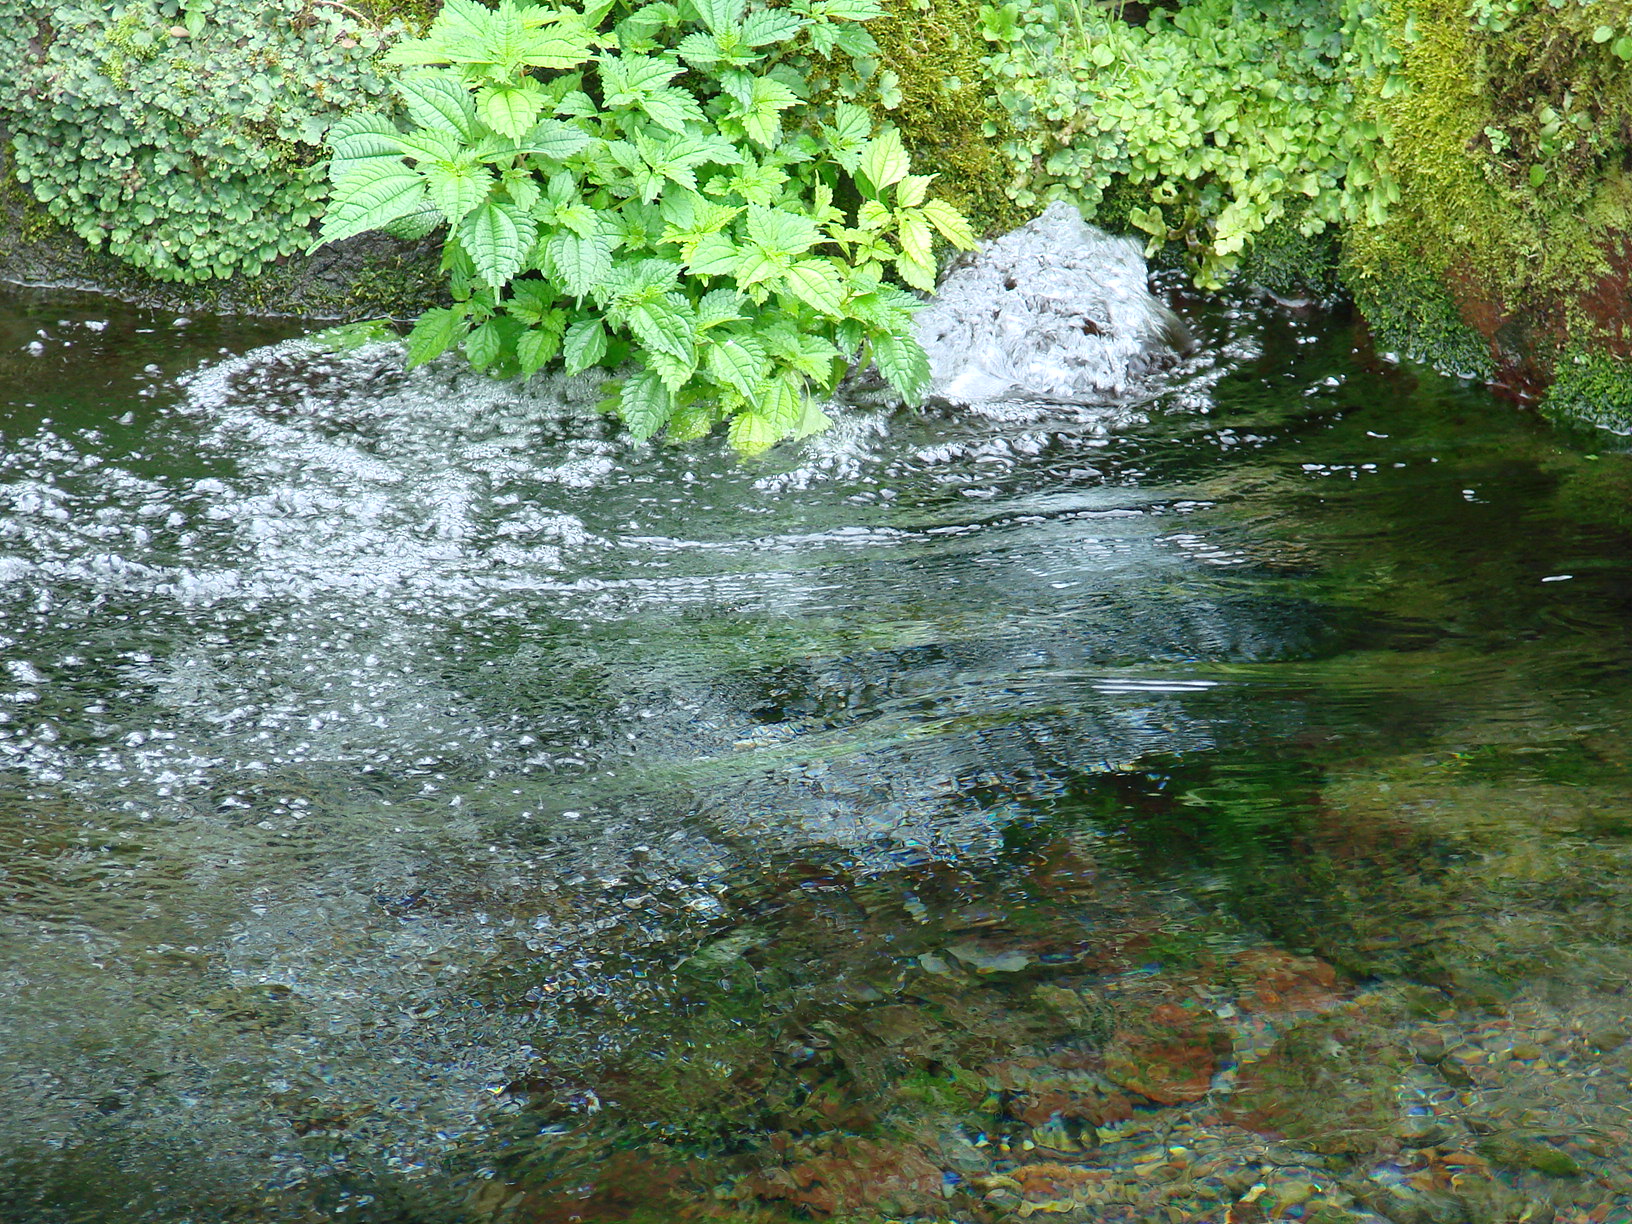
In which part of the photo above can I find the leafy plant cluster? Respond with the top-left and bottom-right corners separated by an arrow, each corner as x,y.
0,0 -> 406,282
1469,0 -> 1632,195
979,0 -> 1399,287
316,0 -> 976,453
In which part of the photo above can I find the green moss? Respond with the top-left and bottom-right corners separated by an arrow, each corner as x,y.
1477,1137 -> 1584,1178
1542,347 -> 1632,432
1339,0 -> 1632,378
1239,204 -> 1341,302
1341,224 -> 1495,378
868,0 -> 1026,237
356,0 -> 442,32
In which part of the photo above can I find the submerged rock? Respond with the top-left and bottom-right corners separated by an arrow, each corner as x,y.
914,201 -> 1191,405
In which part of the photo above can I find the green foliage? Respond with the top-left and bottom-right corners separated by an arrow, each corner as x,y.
317,0 -> 975,453
1336,0 -> 1632,380
1237,202 -> 1341,302
1542,347 -> 1632,433
1340,226 -> 1494,379
0,0 -> 409,283
982,0 -> 1397,288
825,0 -> 1028,238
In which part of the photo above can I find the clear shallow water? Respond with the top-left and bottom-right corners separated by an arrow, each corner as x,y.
1,285 -> 1630,1224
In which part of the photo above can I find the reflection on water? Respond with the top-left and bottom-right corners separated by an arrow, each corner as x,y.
1,284 -> 1631,1223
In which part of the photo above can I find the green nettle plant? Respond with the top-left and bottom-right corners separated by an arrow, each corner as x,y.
315,0 -> 976,453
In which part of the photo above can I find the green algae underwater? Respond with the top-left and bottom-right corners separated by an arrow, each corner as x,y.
1,282 -> 1631,1224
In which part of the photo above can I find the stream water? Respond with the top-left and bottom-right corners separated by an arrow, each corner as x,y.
1,280 -> 1630,1224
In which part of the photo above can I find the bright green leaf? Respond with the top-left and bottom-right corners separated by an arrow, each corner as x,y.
405,306 -> 467,368
619,367 -> 676,439
563,316 -> 609,373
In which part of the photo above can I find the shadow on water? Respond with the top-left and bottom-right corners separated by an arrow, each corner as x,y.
2,284 -> 1632,1223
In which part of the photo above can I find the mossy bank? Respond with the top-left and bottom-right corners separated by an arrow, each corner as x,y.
4,0 -> 1632,431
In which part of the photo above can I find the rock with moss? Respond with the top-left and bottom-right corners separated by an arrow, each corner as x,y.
865,0 -> 1028,238
1542,347 -> 1632,433
0,0 -> 446,318
1338,0 -> 1632,402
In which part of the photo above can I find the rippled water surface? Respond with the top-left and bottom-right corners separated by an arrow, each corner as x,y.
2,285 -> 1631,1224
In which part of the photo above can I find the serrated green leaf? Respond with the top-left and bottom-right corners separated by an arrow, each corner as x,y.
740,8 -> 807,45
517,325 -> 561,374
666,400 -> 718,442
821,0 -> 886,19
896,211 -> 935,268
395,130 -> 467,164
624,293 -> 695,361
316,169 -> 429,247
508,119 -> 594,160
479,82 -> 546,139
696,287 -> 747,328
464,318 -> 505,370
384,202 -> 445,241
515,21 -> 598,69
545,230 -> 614,298
857,128 -> 910,195
686,231 -> 741,275
460,200 -> 534,289
644,346 -> 698,394
424,161 -> 495,226
677,30 -> 725,68
404,306 -> 467,368
599,52 -> 684,108
563,317 -> 608,373
896,174 -> 932,209
327,112 -> 408,182
619,368 -> 675,440
552,203 -> 600,239
746,205 -> 821,256
396,72 -> 480,142
793,397 -> 833,439
896,251 -> 937,292
691,0 -> 743,34
920,198 -> 977,249
782,259 -> 846,317
503,167 -> 541,212
726,378 -> 801,454
735,248 -> 789,288
506,279 -> 560,324
704,331 -> 768,397
871,331 -> 931,402
727,406 -> 781,455
783,332 -> 844,381
824,102 -> 873,171
638,86 -> 708,134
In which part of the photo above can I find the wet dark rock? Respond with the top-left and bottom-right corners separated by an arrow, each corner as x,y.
1476,1136 -> 1584,1178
